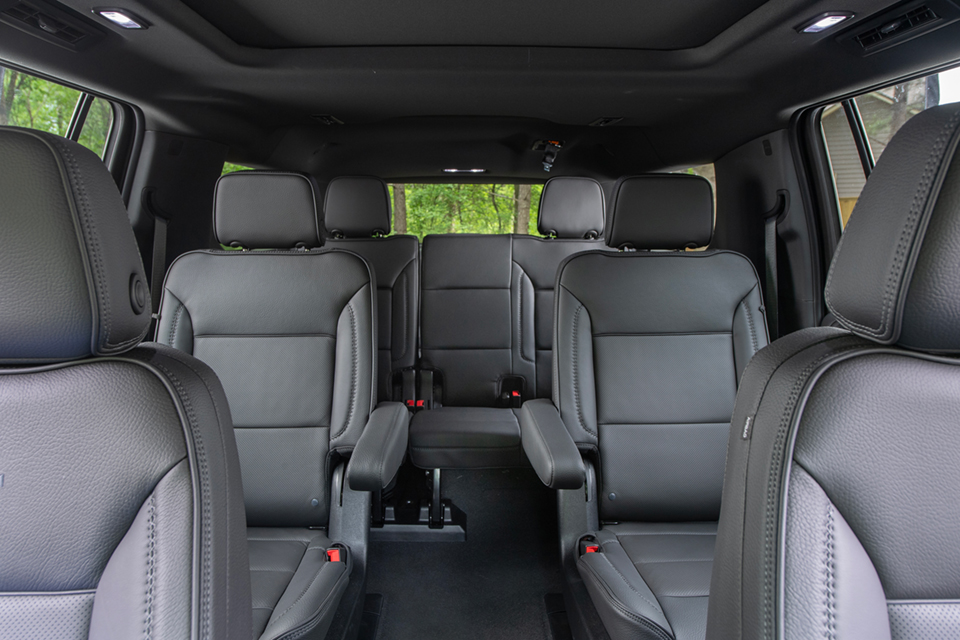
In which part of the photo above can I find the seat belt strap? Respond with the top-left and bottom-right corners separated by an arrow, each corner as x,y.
764,214 -> 779,341
151,214 -> 168,316
763,191 -> 789,341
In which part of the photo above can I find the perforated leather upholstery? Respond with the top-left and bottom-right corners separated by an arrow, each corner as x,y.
707,104 -> 960,640
0,126 -> 252,640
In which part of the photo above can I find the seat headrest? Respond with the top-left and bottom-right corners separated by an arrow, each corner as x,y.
608,174 -> 714,250
0,127 -> 150,364
324,176 -> 392,238
537,177 -> 605,239
214,171 -> 321,247
826,104 -> 960,352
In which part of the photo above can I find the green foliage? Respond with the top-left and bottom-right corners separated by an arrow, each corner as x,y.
0,66 -> 113,157
222,162 -> 255,175
395,183 -> 544,239
77,98 -> 114,157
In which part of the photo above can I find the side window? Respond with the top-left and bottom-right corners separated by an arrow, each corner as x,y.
0,64 -> 114,158
821,67 -> 960,227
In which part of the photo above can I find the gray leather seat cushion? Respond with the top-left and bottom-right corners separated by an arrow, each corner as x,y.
409,407 -> 524,468
579,524 -> 716,640
248,529 -> 349,640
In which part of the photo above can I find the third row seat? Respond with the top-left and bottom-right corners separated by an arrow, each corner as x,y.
409,176 -> 610,469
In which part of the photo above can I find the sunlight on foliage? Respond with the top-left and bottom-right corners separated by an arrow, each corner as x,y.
0,66 -> 113,158
389,183 -> 544,239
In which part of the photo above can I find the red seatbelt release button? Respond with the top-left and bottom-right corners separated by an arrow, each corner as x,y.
406,400 -> 415,407
327,548 -> 341,562
584,545 -> 600,554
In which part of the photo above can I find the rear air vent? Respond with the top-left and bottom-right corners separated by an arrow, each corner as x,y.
0,0 -> 104,51
855,5 -> 938,50
840,0 -> 959,56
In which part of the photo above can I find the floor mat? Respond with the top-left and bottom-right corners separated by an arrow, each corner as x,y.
366,468 -> 564,639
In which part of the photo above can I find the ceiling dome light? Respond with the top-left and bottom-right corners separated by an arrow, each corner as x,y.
442,168 -> 487,174
798,12 -> 854,33
94,8 -> 149,29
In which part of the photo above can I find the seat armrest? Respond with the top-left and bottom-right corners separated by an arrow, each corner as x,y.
347,402 -> 410,491
519,399 -> 584,489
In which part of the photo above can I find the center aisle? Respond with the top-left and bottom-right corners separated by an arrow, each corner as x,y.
364,468 -> 567,639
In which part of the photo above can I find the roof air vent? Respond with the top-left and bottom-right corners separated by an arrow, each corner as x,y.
855,5 -> 938,49
0,0 -> 104,51
840,0 -> 959,56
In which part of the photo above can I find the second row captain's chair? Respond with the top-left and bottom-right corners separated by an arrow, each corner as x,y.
521,174 -> 769,640
323,176 -> 419,403
0,126 -> 252,639
157,171 -> 410,640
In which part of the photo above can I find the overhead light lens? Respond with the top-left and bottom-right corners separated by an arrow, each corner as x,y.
799,12 -> 853,33
442,168 -> 486,173
96,9 -> 147,29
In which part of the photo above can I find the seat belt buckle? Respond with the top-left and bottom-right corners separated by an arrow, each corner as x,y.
498,376 -> 525,408
578,535 -> 601,556
326,543 -> 349,565
394,368 -> 418,408
415,369 -> 434,411
326,548 -> 341,562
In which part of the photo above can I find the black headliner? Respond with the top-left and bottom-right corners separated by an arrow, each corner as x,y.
1,0 -> 959,181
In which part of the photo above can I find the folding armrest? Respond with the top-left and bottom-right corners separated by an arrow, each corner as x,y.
519,399 -> 584,489
347,402 -> 411,491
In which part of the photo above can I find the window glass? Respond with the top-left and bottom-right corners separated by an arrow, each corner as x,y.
77,97 -> 114,157
388,184 -> 545,239
0,65 -> 80,137
222,162 -> 255,175
0,65 -> 115,158
822,66 -> 960,227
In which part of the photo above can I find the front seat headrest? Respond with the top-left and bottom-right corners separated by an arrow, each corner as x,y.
0,127 -> 151,364
537,177 -> 605,239
324,176 -> 392,238
214,171 -> 322,248
607,174 -> 714,250
826,104 -> 960,352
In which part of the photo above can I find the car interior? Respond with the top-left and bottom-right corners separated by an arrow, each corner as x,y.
2,0 -> 960,639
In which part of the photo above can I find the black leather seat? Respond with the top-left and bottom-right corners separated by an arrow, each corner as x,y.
323,176 -> 419,403
0,126 -> 252,639
707,104 -> 960,640
409,177 -> 607,468
520,174 -> 768,640
157,171 -> 410,640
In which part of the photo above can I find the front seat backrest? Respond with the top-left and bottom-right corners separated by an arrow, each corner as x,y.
0,126 -> 251,639
324,176 -> 419,403
706,104 -> 960,640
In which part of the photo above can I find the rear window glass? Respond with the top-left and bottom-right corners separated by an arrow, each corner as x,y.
389,184 -> 545,239
0,65 -> 113,158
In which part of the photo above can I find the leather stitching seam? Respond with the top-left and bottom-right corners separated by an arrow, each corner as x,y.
571,303 -> 595,438
145,494 -> 156,640
169,303 -> 185,346
334,302 -> 359,441
760,343 -> 862,638
823,504 -> 837,640
152,361 -> 213,638
581,552 -> 664,615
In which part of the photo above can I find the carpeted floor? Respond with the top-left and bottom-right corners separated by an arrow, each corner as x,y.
365,468 -> 566,639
